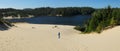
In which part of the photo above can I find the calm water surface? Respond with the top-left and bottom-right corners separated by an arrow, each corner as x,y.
8,15 -> 91,26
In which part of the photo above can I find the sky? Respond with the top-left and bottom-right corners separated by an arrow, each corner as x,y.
0,0 -> 120,9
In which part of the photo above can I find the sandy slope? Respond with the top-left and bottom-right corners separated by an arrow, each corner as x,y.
0,23 -> 120,51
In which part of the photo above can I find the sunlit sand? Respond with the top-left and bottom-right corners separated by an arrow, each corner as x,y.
0,23 -> 120,51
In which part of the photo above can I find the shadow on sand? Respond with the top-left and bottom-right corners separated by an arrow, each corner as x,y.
0,20 -> 14,31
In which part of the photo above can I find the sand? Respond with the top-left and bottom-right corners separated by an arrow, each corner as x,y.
0,23 -> 120,51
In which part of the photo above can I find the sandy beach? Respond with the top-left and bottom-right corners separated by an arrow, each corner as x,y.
0,23 -> 120,51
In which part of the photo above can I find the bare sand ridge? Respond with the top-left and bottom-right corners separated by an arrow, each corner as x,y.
0,23 -> 120,51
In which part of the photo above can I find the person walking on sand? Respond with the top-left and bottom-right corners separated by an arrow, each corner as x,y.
58,32 -> 61,39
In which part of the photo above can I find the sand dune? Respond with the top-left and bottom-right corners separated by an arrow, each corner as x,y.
0,23 -> 120,51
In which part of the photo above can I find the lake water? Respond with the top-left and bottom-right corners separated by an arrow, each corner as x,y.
8,15 -> 91,26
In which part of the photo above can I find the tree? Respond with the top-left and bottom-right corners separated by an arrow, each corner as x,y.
76,6 -> 120,33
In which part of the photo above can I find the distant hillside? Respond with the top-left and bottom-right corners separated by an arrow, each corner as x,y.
0,7 -> 95,18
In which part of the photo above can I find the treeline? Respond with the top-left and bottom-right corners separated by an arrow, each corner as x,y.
0,8 -> 31,17
0,7 -> 95,18
75,6 -> 120,33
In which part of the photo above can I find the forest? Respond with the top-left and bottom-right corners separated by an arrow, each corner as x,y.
0,7 -> 95,17
75,6 -> 120,33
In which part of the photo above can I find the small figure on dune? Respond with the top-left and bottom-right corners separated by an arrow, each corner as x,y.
58,32 -> 61,39
32,27 -> 35,29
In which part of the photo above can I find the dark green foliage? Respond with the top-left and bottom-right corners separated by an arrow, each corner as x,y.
76,6 -> 120,33
0,7 -> 95,17
74,25 -> 86,32
49,7 -> 94,16
74,26 -> 81,31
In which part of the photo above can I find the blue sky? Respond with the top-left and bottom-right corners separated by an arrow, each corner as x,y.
0,0 -> 120,9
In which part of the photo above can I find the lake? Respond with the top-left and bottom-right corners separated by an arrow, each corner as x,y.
7,15 -> 91,26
